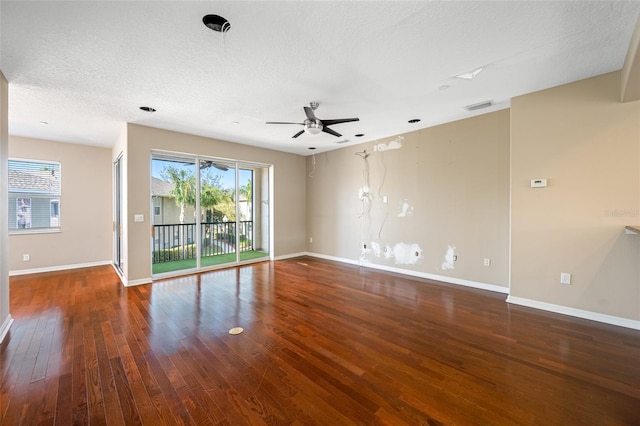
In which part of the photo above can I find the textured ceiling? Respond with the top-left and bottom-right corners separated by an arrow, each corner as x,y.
1,1 -> 639,156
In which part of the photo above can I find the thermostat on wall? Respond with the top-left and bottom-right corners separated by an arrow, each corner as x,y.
530,178 -> 547,188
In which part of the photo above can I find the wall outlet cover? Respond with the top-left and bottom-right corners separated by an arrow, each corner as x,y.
530,178 -> 547,188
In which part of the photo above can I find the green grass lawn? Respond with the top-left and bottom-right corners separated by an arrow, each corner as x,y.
152,250 -> 269,275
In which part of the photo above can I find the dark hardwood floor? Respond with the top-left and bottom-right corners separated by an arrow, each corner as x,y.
2,257 -> 639,425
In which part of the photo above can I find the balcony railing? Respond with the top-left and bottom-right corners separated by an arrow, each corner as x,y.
152,221 -> 253,264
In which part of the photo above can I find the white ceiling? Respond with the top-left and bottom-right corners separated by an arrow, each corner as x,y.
1,1 -> 639,156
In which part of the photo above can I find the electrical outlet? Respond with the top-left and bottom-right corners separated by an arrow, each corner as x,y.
560,273 -> 571,285
309,237 -> 313,243
483,258 -> 491,267
23,254 -> 30,261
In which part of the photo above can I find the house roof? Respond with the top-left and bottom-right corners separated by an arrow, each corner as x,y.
1,2 -> 639,156
151,177 -> 174,197
8,169 -> 60,194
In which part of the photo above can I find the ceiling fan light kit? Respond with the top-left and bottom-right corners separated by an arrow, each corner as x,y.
266,102 -> 359,139
304,121 -> 322,135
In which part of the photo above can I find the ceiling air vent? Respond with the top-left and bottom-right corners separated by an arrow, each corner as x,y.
464,100 -> 493,111
336,139 -> 350,144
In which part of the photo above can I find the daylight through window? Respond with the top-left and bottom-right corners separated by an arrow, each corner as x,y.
8,159 -> 61,231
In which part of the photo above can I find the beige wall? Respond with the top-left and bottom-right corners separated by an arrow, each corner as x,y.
511,71 -> 640,320
8,137 -> 113,272
307,110 -> 511,289
0,70 -> 10,339
124,124 -> 306,282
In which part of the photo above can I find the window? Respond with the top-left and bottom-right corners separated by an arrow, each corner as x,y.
9,159 -> 61,232
154,206 -> 161,216
50,200 -> 60,226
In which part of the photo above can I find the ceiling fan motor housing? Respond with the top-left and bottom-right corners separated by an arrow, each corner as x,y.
304,119 -> 323,134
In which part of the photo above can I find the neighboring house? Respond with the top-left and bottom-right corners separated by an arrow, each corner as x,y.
238,196 -> 250,222
151,177 -> 254,252
8,168 -> 60,229
151,177 -> 195,225
152,176 -> 252,225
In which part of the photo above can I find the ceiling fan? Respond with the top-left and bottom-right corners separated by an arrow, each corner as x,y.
266,102 -> 359,138
200,160 -> 230,171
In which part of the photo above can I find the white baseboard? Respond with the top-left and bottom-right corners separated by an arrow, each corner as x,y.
123,277 -> 152,287
110,264 -> 129,286
0,314 -> 14,344
9,260 -> 113,276
274,252 -> 307,261
506,296 -> 640,330
305,252 -> 510,294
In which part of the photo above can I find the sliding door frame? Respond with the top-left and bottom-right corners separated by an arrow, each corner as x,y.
151,150 -> 273,279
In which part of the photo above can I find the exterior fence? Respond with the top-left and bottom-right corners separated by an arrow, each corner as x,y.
152,221 -> 253,264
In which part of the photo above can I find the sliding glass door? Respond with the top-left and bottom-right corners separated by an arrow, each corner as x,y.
151,156 -> 197,274
151,153 -> 270,277
241,165 -> 270,262
199,159 -> 237,268
113,154 -> 124,274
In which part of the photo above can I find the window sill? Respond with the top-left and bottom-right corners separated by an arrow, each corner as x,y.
9,228 -> 61,236
625,225 -> 640,235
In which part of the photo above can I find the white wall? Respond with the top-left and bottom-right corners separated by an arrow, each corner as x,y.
306,110 -> 511,291
8,137 -> 113,273
510,71 -> 640,322
123,124 -> 306,283
0,70 -> 12,342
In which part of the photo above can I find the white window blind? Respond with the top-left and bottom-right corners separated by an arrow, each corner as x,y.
8,159 -> 61,231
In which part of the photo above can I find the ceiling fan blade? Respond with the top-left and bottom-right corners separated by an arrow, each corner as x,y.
321,117 -> 360,126
212,163 -> 229,171
322,126 -> 342,137
303,106 -> 317,120
266,121 -> 304,125
292,130 -> 305,138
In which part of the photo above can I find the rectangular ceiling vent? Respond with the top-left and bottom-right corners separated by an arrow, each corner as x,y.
464,100 -> 494,111
335,139 -> 350,144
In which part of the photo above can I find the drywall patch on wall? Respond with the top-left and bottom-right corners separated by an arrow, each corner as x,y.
358,185 -> 371,201
370,241 -> 383,258
359,241 -> 373,265
389,242 -> 423,265
384,244 -> 393,260
442,245 -> 456,270
374,136 -> 404,152
398,199 -> 414,217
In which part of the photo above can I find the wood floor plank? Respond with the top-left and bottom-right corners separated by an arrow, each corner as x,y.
109,356 -> 143,425
2,259 -> 640,425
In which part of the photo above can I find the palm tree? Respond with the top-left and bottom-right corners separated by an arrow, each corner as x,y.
162,166 -> 195,224
239,179 -> 253,221
240,180 -> 252,203
162,166 -> 195,259
216,187 -> 236,222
